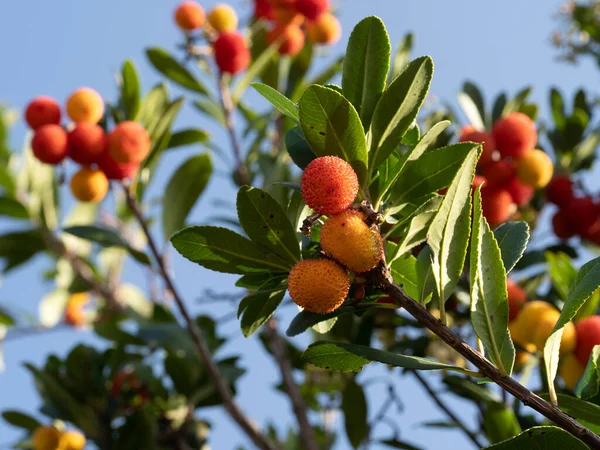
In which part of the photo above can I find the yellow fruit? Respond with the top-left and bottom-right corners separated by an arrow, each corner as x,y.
514,343 -> 536,369
64,293 -> 90,327
70,167 -> 109,203
66,88 -> 104,124
531,309 -> 577,354
320,210 -> 383,273
58,431 -> 86,450
306,12 -> 341,45
32,426 -> 61,450
511,300 -> 555,345
560,353 -> 586,391
516,148 -> 554,189
208,4 -> 238,32
288,259 -> 349,313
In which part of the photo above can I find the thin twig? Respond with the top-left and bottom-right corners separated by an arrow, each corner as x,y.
412,371 -> 484,449
264,319 -> 318,450
121,185 -> 277,450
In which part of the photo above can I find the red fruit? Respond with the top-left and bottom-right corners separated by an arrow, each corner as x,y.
214,32 -> 251,75
31,124 -> 68,165
546,176 -> 574,207
505,176 -> 534,206
575,316 -> 600,365
254,0 -> 274,19
472,175 -> 486,190
552,210 -> 576,240
301,156 -> 359,215
583,221 -> 600,246
295,0 -> 329,20
458,127 -> 496,167
376,296 -> 395,305
108,121 -> 150,164
482,160 -> 516,189
481,188 -> 514,227
25,96 -> 61,130
507,279 -> 527,321
97,151 -> 138,180
68,123 -> 106,165
492,112 -> 537,158
564,196 -> 598,235
268,24 -> 305,56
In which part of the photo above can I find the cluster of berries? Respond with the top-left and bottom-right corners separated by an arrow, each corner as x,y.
507,279 -> 600,390
31,425 -> 85,450
458,112 -> 553,226
24,91 -> 150,203
288,156 -> 383,314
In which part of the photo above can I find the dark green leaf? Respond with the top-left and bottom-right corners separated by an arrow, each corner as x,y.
494,222 -> 529,274
550,88 -> 566,130
458,81 -> 486,130
491,93 -> 508,124
2,411 -> 41,432
540,393 -> 600,433
238,284 -> 286,337
483,426 -> 587,450
342,381 -> 368,448
575,346 -> 600,400
167,129 -> 210,149
121,60 -> 141,119
483,403 -> 521,444
251,82 -> 299,122
389,251 -> 419,300
0,197 -> 28,219
0,306 -> 15,326
546,252 -> 577,301
380,439 -> 422,450
285,126 -> 316,170
0,229 -> 45,272
193,98 -> 226,125
146,47 -> 208,94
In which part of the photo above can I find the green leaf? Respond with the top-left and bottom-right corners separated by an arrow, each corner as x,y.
167,129 -> 210,149
0,229 -> 46,272
298,85 -> 368,185
544,256 -> 600,405
287,304 -> 356,337
389,251 -> 419,300
162,153 -> 212,240
470,186 -> 515,375
232,43 -> 280,104
251,82 -> 299,122
483,426 -> 588,450
389,33 -> 414,83
171,226 -> 291,274
550,88 -> 566,130
458,81 -> 486,130
546,251 -> 577,301
0,306 -> 15,326
380,439 -> 422,450
0,196 -> 29,219
342,380 -> 368,448
429,147 -> 478,305
342,16 -> 391,129
285,126 -> 316,170
238,282 -> 286,337
193,98 -> 226,125
0,166 -> 15,197
502,86 -> 532,116
302,341 -> 474,375
370,56 -> 433,170
146,47 -> 208,94
136,83 -> 168,131
121,59 -> 141,120
540,393 -> 600,433
236,187 -> 300,266
2,410 -> 41,432
63,225 -> 150,265
575,345 -> 600,400
492,93 -> 508,124
483,403 -> 521,444
494,221 -> 530,274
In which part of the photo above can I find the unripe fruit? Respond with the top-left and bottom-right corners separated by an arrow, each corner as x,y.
214,31 -> 251,74
59,431 -> 86,450
66,88 -> 104,124
288,259 -> 350,313
295,0 -> 329,20
174,1 -> 206,30
516,148 -> 553,189
492,112 -> 537,158
268,24 -> 306,56
574,315 -> 600,365
546,175 -> 574,207
68,123 -> 106,165
32,426 -> 61,450
208,4 -> 238,32
531,308 -> 576,354
564,196 -> 598,235
70,167 -> 109,203
108,121 -> 150,164
482,160 -> 515,188
560,353 -> 586,391
458,126 -> 496,167
481,188 -> 515,227
320,210 -> 383,273
97,151 -> 138,180
31,124 -> 68,165
511,300 -> 555,345
507,279 -> 526,321
552,210 -> 576,240
301,156 -> 359,215
306,12 -> 341,45
25,96 -> 61,130
505,176 -> 534,206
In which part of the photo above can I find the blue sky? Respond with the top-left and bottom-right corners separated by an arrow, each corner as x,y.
0,1 -> 597,449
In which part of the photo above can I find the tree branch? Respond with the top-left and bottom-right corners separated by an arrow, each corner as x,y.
412,371 -> 484,449
367,262 -> 600,449
264,319 -> 318,450
121,185 -> 277,450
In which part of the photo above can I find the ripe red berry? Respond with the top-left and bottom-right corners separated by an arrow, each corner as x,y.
31,124 -> 68,165
507,279 -> 527,322
214,32 -> 251,74
482,160 -> 516,189
25,96 -> 61,130
545,175 -> 574,207
492,112 -> 537,159
68,123 -> 106,165
575,316 -> 600,365
481,188 -> 515,227
505,176 -> 534,206
295,0 -> 329,20
97,151 -> 139,180
268,24 -> 306,56
458,126 -> 496,168
552,210 -> 575,240
564,196 -> 598,235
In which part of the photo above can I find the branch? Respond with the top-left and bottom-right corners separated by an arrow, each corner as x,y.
122,185 -> 277,450
264,319 -> 318,450
367,263 -> 600,449
412,371 -> 484,449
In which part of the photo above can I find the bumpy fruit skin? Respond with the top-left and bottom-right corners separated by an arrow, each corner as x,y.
564,196 -> 598,235
505,176 -> 534,206
68,123 -> 106,165
507,279 -> 526,321
516,148 -> 553,189
32,124 -> 68,165
214,32 -> 251,74
546,175 -> 573,207
458,126 -> 496,167
575,315 -> 600,365
481,188 -> 514,227
306,12 -> 341,45
208,4 -> 238,32
269,24 -> 306,56
174,1 -> 206,30
97,151 -> 138,180
301,156 -> 359,215
492,112 -> 537,158
296,0 -> 329,20
552,210 -> 576,239
32,426 -> 61,450
482,160 -> 515,188
58,431 -> 86,450
25,96 -> 61,130
66,88 -> 104,124
560,353 -> 586,391
70,167 -> 109,203
320,210 -> 383,273
108,121 -> 150,164
288,259 -> 350,313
